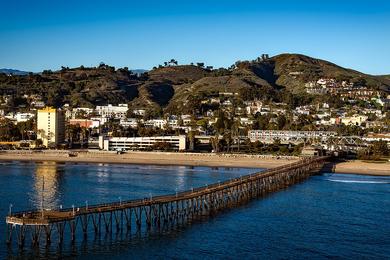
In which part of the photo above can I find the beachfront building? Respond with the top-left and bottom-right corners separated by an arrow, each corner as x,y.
248,130 -> 337,144
37,107 -> 65,147
99,135 -> 187,151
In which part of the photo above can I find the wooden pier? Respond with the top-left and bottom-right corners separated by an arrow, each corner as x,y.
5,157 -> 328,249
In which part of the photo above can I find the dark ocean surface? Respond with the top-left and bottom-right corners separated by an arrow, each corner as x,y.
0,161 -> 389,259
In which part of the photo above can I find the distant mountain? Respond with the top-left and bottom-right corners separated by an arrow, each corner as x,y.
0,68 -> 30,75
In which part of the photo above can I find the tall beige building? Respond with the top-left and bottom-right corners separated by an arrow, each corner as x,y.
37,107 -> 65,147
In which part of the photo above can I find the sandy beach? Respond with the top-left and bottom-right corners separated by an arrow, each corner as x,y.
0,150 -> 298,169
333,160 -> 390,176
0,151 -> 388,175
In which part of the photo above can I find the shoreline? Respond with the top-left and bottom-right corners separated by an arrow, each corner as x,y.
332,161 -> 390,176
0,151 -> 388,176
0,151 -> 297,169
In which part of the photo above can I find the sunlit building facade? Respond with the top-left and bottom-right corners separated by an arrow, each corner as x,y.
37,107 -> 65,147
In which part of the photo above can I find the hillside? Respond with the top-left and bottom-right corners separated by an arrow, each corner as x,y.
240,54 -> 390,93
1,54 -> 389,114
0,66 -> 140,107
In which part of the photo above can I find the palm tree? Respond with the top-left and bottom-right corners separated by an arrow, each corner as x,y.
188,131 -> 195,151
231,120 -> 241,152
210,135 -> 220,153
36,129 -> 47,146
80,128 -> 89,148
223,132 -> 232,153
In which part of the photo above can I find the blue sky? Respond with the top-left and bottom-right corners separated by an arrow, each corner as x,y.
0,0 -> 389,74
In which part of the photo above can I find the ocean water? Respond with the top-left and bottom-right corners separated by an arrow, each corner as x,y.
0,161 -> 389,259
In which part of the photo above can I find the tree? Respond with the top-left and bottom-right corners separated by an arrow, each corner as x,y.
152,142 -> 172,151
210,135 -> 220,153
214,110 -> 231,134
188,131 -> 195,151
277,115 -> 287,130
222,132 -> 233,152
80,128 -> 89,148
371,140 -> 389,156
169,59 -> 178,66
358,140 -> 389,160
17,119 -> 35,140
231,120 -> 241,152
35,139 -> 43,147
0,119 -> 20,141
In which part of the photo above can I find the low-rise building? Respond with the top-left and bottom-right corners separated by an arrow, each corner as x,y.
341,115 -> 368,126
69,119 -> 100,128
119,118 -> 139,128
4,112 -> 35,123
144,119 -> 166,129
99,135 -> 187,151
248,130 -> 337,144
133,109 -> 146,116
15,112 -> 35,122
96,104 -> 128,119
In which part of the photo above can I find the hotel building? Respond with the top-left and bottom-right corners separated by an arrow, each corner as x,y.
37,107 -> 65,147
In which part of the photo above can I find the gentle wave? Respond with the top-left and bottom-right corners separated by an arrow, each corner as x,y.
327,179 -> 390,184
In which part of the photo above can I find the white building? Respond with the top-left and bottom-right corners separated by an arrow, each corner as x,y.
245,100 -> 263,115
15,112 -> 35,122
296,106 -> 311,115
239,117 -> 254,126
90,117 -> 109,125
133,109 -> 146,116
168,119 -> 178,128
248,130 -> 337,144
95,104 -> 128,119
119,118 -> 139,128
99,135 -> 187,151
31,101 -> 45,108
363,133 -> 390,143
144,119 -> 167,129
341,115 -> 368,126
